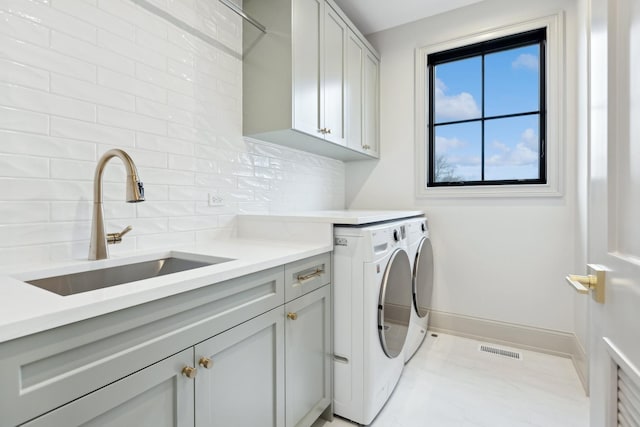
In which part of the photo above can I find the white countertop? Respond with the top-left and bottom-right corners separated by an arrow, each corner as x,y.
240,210 -> 424,225
0,237 -> 332,344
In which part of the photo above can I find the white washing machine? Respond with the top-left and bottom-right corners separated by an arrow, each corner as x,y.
403,216 -> 435,362
333,221 -> 413,425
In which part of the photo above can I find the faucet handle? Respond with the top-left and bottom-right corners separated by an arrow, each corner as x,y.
107,225 -> 133,245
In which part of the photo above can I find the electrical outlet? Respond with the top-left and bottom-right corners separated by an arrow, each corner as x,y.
208,193 -> 224,207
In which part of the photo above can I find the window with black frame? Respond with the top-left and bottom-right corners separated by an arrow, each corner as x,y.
427,28 -> 546,187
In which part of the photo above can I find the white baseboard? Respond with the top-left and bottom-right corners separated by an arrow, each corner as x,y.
571,336 -> 589,395
429,310 -> 589,394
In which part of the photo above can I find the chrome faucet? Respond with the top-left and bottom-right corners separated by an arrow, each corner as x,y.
89,149 -> 145,260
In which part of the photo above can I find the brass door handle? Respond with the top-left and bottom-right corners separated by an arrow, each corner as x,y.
565,264 -> 606,303
199,357 -> 213,369
287,312 -> 298,320
182,366 -> 197,379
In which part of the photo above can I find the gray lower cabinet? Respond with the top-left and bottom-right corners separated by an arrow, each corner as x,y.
2,254 -> 331,427
195,307 -> 285,427
285,285 -> 332,427
21,349 -> 195,427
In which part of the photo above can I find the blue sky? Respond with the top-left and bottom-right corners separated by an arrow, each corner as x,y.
433,45 -> 540,181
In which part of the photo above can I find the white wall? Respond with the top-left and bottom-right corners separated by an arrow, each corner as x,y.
347,0 -> 583,333
0,0 -> 345,267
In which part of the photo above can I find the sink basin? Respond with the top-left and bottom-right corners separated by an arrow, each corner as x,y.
25,254 -> 233,296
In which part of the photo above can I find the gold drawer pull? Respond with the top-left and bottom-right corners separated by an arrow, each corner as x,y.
199,357 -> 213,369
297,268 -> 324,284
182,366 -> 197,379
287,312 -> 298,320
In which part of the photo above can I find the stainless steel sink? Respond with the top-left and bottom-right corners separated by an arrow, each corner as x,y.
25,255 -> 233,296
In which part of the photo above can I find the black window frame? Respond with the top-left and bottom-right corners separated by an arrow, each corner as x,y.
427,28 -> 547,187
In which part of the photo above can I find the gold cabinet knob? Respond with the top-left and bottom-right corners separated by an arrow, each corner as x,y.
199,357 -> 213,369
182,366 -> 197,379
287,312 -> 298,320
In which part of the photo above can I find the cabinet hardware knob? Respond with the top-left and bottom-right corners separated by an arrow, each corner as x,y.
318,128 -> 326,134
326,128 -> 331,134
362,145 -> 370,150
199,357 -> 213,369
182,366 -> 197,379
287,312 -> 298,320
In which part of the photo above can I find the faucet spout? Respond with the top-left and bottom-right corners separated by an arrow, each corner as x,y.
89,149 -> 145,260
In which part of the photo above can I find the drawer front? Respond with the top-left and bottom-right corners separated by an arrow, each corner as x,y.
285,253 -> 331,302
0,266 -> 284,427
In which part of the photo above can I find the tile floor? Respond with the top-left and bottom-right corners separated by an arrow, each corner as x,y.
313,333 -> 589,426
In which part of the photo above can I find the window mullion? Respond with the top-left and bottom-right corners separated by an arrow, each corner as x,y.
481,53 -> 485,182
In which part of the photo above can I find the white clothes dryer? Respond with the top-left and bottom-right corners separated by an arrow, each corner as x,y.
333,221 -> 413,425
403,216 -> 434,362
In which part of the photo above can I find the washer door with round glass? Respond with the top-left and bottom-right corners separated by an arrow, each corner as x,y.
378,248 -> 412,358
413,237 -> 434,319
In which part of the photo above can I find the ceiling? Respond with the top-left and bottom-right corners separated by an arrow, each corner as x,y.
332,0 -> 485,35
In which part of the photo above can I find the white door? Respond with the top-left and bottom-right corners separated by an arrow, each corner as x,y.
587,0 -> 640,425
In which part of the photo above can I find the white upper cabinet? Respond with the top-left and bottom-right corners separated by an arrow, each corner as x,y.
363,49 -> 380,157
322,4 -> 347,146
243,0 -> 380,161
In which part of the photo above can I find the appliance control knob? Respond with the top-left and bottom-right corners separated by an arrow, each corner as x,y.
393,229 -> 400,241
421,222 -> 426,232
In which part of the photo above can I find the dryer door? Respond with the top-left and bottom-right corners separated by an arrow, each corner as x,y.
378,248 -> 412,358
413,236 -> 434,318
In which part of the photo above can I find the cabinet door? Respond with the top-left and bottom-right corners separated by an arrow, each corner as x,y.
323,4 -> 347,146
363,50 -> 380,157
293,0 -> 323,137
195,307 -> 285,427
345,30 -> 364,152
21,349 -> 195,427
285,285 -> 332,427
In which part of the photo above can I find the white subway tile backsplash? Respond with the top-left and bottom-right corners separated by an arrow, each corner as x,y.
168,153 -> 197,171
136,28 -> 195,67
97,106 -> 167,135
1,0 -> 97,43
0,179 -> 91,201
51,0 -> 136,41
51,117 -> 135,146
136,133 -> 194,155
0,106 -> 49,134
0,130 -> 96,160
0,82 -> 96,122
98,0 -> 168,39
135,97 -> 194,126
136,63 -> 193,96
0,0 -> 345,266
0,154 -> 49,178
98,68 -> 167,103
51,31 -> 136,76
98,29 -> 166,70
0,59 -> 49,91
137,167 -> 194,186
0,34 -> 97,83
0,202 -> 50,224
168,215 -> 217,232
0,221 -> 91,248
51,74 -> 136,112
0,10 -> 50,47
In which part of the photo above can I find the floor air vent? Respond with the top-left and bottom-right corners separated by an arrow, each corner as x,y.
479,345 -> 521,360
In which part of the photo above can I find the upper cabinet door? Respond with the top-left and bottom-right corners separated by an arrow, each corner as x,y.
323,4 -> 347,146
346,30 -> 364,152
293,0 -> 323,137
363,50 -> 380,157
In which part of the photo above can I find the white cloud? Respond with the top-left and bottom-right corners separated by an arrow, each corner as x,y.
434,135 -> 465,154
486,128 -> 539,166
512,53 -> 539,70
434,78 -> 481,121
